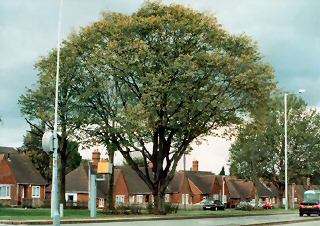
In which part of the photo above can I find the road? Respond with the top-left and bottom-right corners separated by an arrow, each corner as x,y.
2,214 -> 319,226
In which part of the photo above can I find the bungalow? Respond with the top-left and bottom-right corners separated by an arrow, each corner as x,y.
225,178 -> 255,208
59,150 -> 154,208
0,147 -> 47,207
47,150 -> 125,209
255,179 -> 279,206
168,161 -> 221,205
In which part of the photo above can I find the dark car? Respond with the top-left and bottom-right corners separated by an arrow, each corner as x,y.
202,199 -> 225,211
299,200 -> 320,216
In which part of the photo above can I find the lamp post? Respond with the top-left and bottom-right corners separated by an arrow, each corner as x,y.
42,1 -> 63,225
284,89 -> 305,211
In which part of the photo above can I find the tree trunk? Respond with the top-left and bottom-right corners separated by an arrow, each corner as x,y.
153,183 -> 166,214
58,136 -> 68,207
59,145 -> 67,207
108,149 -> 115,210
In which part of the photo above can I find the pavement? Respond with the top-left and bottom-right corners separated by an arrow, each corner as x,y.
2,213 -> 320,226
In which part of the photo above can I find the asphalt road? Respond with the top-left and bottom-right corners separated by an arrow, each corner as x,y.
3,213 -> 319,226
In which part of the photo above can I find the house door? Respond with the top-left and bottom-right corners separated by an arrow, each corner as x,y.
18,185 -> 25,205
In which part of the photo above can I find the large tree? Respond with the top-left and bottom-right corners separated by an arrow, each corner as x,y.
229,93 -> 320,206
63,2 -> 275,213
20,2 -> 274,212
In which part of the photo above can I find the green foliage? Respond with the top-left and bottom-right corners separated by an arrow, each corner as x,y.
70,1 -> 274,196
19,124 -> 51,181
164,202 -> 179,214
229,92 -> 320,189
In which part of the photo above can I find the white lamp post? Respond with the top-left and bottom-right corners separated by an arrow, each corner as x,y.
284,89 -> 305,211
42,0 -> 63,225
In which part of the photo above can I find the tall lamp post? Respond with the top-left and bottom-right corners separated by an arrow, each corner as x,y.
42,0 -> 63,225
284,89 -> 305,211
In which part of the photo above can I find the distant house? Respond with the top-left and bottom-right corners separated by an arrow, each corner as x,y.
255,179 -> 279,206
47,150 -> 115,209
168,161 -> 221,205
54,150 -> 154,208
225,178 -> 255,208
117,166 -> 153,206
0,147 -> 47,207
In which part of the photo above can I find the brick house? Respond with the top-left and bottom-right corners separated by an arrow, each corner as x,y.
225,178 -> 255,208
47,149 -> 125,209
57,150 -> 155,208
168,161 -> 221,205
0,147 -> 47,207
255,179 -> 279,206
117,166 -> 153,207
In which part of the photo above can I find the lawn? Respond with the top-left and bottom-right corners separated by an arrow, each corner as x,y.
0,208 -> 105,220
0,207 -> 298,221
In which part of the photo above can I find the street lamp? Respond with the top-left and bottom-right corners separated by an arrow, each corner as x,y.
284,89 -> 305,211
42,0 -> 63,225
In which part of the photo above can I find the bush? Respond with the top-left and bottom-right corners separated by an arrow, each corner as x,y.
129,204 -> 142,215
146,202 -> 154,214
116,204 -> 130,215
164,202 -> 179,214
236,202 -> 255,211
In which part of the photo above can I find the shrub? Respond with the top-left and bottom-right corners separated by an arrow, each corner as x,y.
146,202 -> 154,214
129,204 -> 142,215
164,202 -> 179,214
116,204 -> 130,215
236,202 -> 255,211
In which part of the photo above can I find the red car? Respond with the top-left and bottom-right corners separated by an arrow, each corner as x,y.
262,202 -> 273,209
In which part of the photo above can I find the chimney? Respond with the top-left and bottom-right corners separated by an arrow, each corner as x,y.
192,160 -> 198,172
92,149 -> 101,168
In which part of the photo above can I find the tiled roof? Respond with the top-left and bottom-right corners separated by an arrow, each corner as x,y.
168,170 -> 215,194
256,180 -> 274,197
227,179 -> 254,199
0,146 -> 17,153
7,153 -> 47,185
119,166 -> 152,195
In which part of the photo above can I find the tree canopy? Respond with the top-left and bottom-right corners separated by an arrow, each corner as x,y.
68,2 -> 275,212
229,93 -> 320,202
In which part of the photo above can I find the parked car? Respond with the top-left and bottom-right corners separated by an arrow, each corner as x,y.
202,199 -> 225,211
262,202 -> 273,209
299,200 -> 320,216
299,190 -> 320,216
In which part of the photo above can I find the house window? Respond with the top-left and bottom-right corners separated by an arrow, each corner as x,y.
129,195 -> 135,204
136,195 -> 143,204
165,194 -> 170,202
21,186 -> 24,199
0,185 -> 10,199
32,186 -> 40,198
222,195 -> 227,203
213,194 -> 219,200
98,198 -> 104,208
182,194 -> 189,204
116,195 -> 125,205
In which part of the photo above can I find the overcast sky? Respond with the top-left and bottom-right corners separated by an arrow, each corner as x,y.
0,0 -> 319,174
